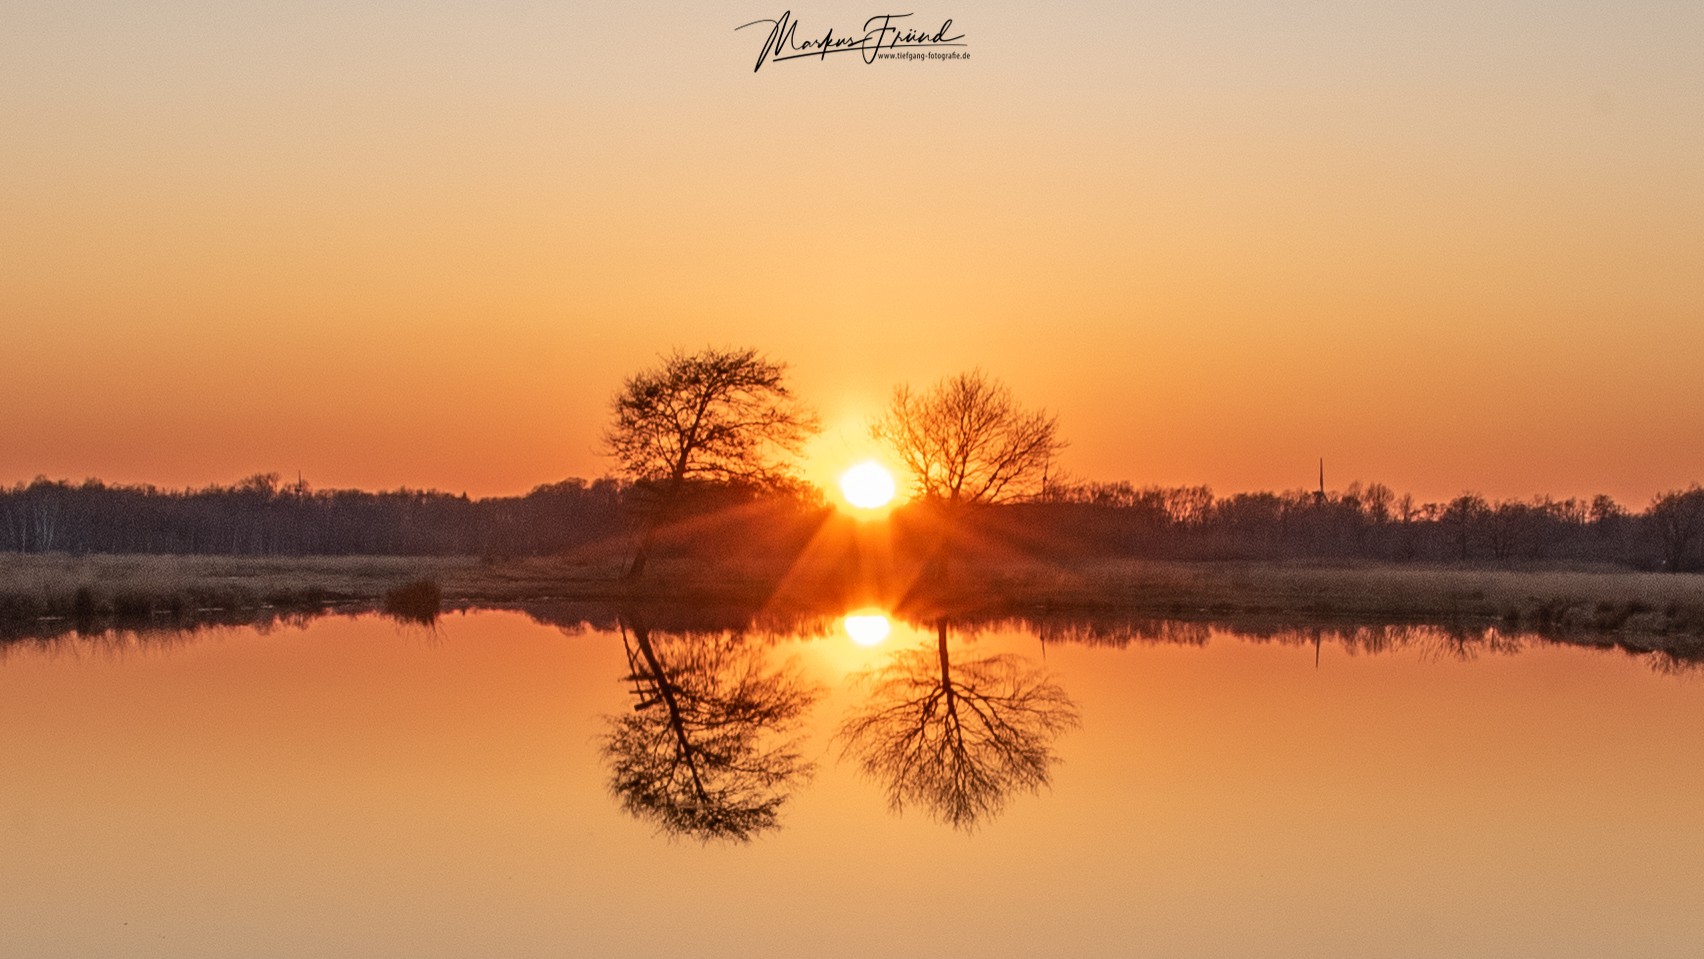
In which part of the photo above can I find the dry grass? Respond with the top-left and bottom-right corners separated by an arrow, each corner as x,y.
4,552 -> 1703,645
0,554 -> 472,620
974,558 -> 1704,638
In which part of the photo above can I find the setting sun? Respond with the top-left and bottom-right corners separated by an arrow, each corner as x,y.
838,460 -> 897,510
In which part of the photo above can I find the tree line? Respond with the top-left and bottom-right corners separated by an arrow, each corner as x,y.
4,470 -> 1701,570
0,474 -> 627,557
1009,480 -> 1704,570
5,344 -> 1701,571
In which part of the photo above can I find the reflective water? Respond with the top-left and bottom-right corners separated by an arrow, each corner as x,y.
4,609 -> 1703,958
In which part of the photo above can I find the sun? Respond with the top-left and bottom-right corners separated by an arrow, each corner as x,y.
838,460 -> 897,510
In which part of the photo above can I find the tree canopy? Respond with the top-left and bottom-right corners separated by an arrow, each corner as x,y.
604,347 -> 818,491
870,369 -> 1064,506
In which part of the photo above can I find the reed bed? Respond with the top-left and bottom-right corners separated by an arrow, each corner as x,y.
3,553 -> 1702,645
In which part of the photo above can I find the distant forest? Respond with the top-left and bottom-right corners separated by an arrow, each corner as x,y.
3,473 -> 1703,572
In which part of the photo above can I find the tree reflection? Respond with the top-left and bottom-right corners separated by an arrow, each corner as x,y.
601,619 -> 820,842
837,620 -> 1079,831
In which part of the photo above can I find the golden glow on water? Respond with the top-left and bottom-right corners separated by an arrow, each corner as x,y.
5,613 -> 1704,958
837,460 -> 898,511
841,610 -> 892,647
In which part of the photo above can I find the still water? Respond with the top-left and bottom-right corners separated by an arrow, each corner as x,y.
3,609 -> 1702,958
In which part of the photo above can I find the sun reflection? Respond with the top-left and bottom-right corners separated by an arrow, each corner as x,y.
842,610 -> 892,647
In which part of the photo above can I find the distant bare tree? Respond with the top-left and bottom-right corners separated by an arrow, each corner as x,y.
870,370 -> 1063,507
1589,494 -> 1625,524
836,620 -> 1079,831
1362,482 -> 1395,524
601,620 -> 820,842
1649,486 -> 1704,572
1163,485 -> 1215,525
1441,493 -> 1490,560
1486,501 -> 1525,561
604,347 -> 818,577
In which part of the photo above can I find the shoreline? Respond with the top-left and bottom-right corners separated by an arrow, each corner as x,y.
2,552 -> 1703,649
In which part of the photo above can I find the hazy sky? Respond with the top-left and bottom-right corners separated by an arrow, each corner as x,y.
4,0 -> 1701,503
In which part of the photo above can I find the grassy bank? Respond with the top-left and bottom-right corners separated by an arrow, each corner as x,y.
0,554 -> 477,621
2,552 -> 1702,646
978,558 -> 1704,638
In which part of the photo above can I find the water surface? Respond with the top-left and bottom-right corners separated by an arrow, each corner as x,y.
3,610 -> 1701,958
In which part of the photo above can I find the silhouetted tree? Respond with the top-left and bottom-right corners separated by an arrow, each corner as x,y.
601,620 -> 820,842
871,370 -> 1063,507
1362,482 -> 1395,524
870,370 -> 1063,581
1649,486 -> 1704,572
1441,493 -> 1490,560
836,620 -> 1079,831
603,347 -> 818,578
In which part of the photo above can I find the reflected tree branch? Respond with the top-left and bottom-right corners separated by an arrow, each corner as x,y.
837,620 -> 1079,831
601,620 -> 821,842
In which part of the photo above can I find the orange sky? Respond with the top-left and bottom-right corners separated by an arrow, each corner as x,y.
3,1 -> 1700,505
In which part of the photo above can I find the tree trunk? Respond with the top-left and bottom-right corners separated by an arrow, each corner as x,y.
625,477 -> 682,581
625,524 -> 657,580
936,619 -> 957,722
628,624 -> 707,801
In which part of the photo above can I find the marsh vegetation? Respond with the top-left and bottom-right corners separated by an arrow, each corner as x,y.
4,548 -> 1703,657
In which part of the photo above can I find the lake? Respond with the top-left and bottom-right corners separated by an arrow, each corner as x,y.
3,608 -> 1702,958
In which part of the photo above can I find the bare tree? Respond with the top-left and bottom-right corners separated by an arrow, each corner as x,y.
870,370 -> 1063,506
604,347 -> 819,577
601,620 -> 821,842
836,620 -> 1079,831
1649,485 -> 1704,572
1441,493 -> 1489,561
